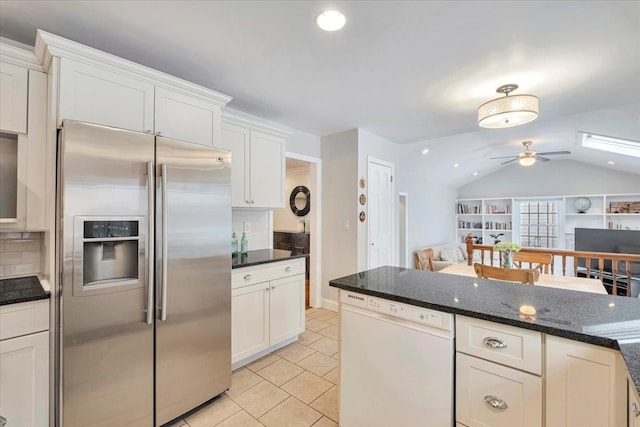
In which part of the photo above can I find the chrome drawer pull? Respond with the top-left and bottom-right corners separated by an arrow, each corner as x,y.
483,336 -> 507,349
285,266 -> 292,272
244,274 -> 252,280
484,395 -> 508,410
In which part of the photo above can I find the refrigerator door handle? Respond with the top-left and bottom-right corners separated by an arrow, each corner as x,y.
146,161 -> 155,325
160,163 -> 168,322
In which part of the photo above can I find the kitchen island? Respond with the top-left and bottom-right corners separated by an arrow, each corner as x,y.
330,266 -> 640,427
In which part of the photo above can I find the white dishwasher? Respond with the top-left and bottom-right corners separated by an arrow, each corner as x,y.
340,291 -> 454,427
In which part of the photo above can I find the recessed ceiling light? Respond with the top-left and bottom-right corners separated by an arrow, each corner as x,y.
453,163 -> 459,168
421,148 -> 429,155
316,10 -> 346,31
607,161 -> 615,165
473,172 -> 478,176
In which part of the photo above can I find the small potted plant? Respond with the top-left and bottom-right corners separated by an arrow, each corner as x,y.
493,241 -> 521,268
489,233 -> 504,244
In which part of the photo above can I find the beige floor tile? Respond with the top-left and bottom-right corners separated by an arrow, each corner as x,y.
297,330 -> 323,346
259,397 -> 322,427
305,308 -> 320,316
310,386 -> 339,422
312,416 -> 338,427
317,325 -> 339,340
246,353 -> 281,373
164,419 -> 188,427
308,337 -> 338,356
186,394 -> 241,427
232,381 -> 289,418
281,371 -> 333,404
310,310 -> 337,322
322,367 -> 339,385
215,409 -> 264,427
275,343 -> 316,363
256,359 -> 304,386
305,318 -> 330,332
226,368 -> 264,399
326,316 -> 339,326
297,352 -> 338,377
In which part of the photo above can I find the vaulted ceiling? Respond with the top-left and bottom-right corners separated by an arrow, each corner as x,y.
2,1 -> 639,183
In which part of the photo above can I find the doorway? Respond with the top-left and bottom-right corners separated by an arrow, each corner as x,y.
399,192 -> 408,268
272,153 -> 322,308
367,157 -> 394,269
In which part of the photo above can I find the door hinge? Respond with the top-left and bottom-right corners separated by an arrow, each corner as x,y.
391,175 -> 393,183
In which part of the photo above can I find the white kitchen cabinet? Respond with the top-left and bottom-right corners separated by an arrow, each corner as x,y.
457,353 -> 542,427
0,61 -> 28,134
546,335 -> 626,427
630,379 -> 640,427
154,86 -> 222,147
231,258 -> 305,366
58,57 -> 155,132
221,114 -> 287,209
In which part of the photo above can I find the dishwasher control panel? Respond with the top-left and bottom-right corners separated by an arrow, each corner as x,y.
341,291 -> 452,331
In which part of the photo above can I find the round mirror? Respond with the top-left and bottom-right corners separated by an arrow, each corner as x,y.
290,186 -> 310,216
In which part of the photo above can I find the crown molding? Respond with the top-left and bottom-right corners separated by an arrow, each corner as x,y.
0,42 -> 44,71
35,29 -> 232,106
222,110 -> 291,138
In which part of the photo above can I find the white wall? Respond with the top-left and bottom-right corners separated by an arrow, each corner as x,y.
321,129 -> 359,304
273,165 -> 311,232
231,209 -> 271,251
286,129 -> 322,159
458,159 -> 640,199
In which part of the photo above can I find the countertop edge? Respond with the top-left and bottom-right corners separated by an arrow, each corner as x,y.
232,252 -> 309,269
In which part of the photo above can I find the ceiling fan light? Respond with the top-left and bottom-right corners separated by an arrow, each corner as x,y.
478,94 -> 539,129
518,156 -> 536,166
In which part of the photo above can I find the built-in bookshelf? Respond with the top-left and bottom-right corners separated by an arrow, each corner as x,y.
456,198 -> 513,244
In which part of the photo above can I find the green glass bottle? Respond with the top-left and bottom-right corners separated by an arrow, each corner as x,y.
240,232 -> 248,255
231,232 -> 238,255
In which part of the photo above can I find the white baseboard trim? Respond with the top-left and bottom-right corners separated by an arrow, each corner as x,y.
321,298 -> 338,312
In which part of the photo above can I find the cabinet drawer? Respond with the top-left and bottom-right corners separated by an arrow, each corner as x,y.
232,258 -> 305,289
0,299 -> 49,340
456,315 -> 542,375
456,353 -> 542,427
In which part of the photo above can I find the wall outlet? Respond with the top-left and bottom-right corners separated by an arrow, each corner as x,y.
243,222 -> 251,233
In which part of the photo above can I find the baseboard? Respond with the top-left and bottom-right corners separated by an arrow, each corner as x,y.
232,336 -> 298,371
321,298 -> 338,312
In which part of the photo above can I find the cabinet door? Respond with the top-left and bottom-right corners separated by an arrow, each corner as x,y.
546,336 -> 626,427
0,61 -> 28,134
232,282 -> 269,363
154,87 -> 221,146
220,123 -> 250,207
456,353 -> 542,427
0,331 -> 49,427
249,131 -> 285,208
58,58 -> 154,132
269,274 -> 305,344
630,379 -> 640,427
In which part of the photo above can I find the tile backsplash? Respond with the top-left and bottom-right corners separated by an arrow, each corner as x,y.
232,209 -> 270,251
0,232 -> 43,278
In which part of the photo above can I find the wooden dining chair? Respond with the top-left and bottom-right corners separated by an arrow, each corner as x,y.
414,249 -> 435,272
474,263 -> 540,284
513,252 -> 554,274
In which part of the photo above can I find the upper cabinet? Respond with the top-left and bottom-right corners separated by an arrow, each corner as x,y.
221,113 -> 288,209
35,30 -> 232,146
0,61 -> 28,134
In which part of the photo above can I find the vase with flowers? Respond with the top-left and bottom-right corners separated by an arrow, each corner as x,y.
493,241 -> 521,268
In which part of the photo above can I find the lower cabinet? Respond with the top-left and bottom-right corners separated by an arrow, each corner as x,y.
0,299 -> 50,426
546,335 -> 626,427
231,259 -> 305,366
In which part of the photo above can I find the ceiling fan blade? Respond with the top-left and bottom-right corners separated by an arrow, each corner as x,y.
490,155 -> 519,160
501,158 -> 519,165
536,151 -> 571,156
536,156 -> 551,162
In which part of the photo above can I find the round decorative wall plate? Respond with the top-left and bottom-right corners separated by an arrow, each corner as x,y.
359,211 -> 366,222
359,178 -> 366,188
359,194 -> 367,205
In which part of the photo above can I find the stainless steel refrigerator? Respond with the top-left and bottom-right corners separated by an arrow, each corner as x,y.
57,120 -> 231,426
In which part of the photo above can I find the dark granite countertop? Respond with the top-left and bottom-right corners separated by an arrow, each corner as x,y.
329,266 -> 640,394
232,249 -> 308,269
0,275 -> 50,306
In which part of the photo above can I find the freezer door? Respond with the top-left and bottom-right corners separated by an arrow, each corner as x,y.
155,137 -> 232,425
59,121 -> 155,426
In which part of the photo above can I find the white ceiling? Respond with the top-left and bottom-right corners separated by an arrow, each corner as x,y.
2,1 -> 639,183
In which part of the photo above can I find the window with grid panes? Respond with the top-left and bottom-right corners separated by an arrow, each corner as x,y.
518,200 -> 560,248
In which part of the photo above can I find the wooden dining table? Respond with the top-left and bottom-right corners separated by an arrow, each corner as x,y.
440,264 -> 608,295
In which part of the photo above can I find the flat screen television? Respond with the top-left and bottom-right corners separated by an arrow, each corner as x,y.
575,228 -> 640,277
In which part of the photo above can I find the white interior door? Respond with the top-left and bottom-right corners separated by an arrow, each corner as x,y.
368,158 -> 393,269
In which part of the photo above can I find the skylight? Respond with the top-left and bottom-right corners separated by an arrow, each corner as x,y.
579,132 -> 640,158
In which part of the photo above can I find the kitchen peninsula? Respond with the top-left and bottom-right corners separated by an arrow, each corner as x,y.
330,266 -> 640,427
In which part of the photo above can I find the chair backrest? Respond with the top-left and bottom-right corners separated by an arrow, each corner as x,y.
474,263 -> 540,285
513,252 -> 553,274
414,249 -> 435,272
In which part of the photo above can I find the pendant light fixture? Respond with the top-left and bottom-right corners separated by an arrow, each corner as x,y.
478,84 -> 539,129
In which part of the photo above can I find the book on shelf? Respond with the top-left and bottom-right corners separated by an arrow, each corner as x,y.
485,204 -> 512,214
457,203 -> 481,214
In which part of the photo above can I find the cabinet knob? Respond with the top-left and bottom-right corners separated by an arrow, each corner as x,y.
265,287 -> 270,292
145,129 -> 153,134
285,266 -> 292,272
271,285 -> 275,290
483,336 -> 507,349
250,200 -> 255,204
157,131 -> 163,136
244,274 -> 252,280
632,402 -> 640,418
484,395 -> 508,410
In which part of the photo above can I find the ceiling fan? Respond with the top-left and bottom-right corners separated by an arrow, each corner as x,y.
490,141 -> 571,166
